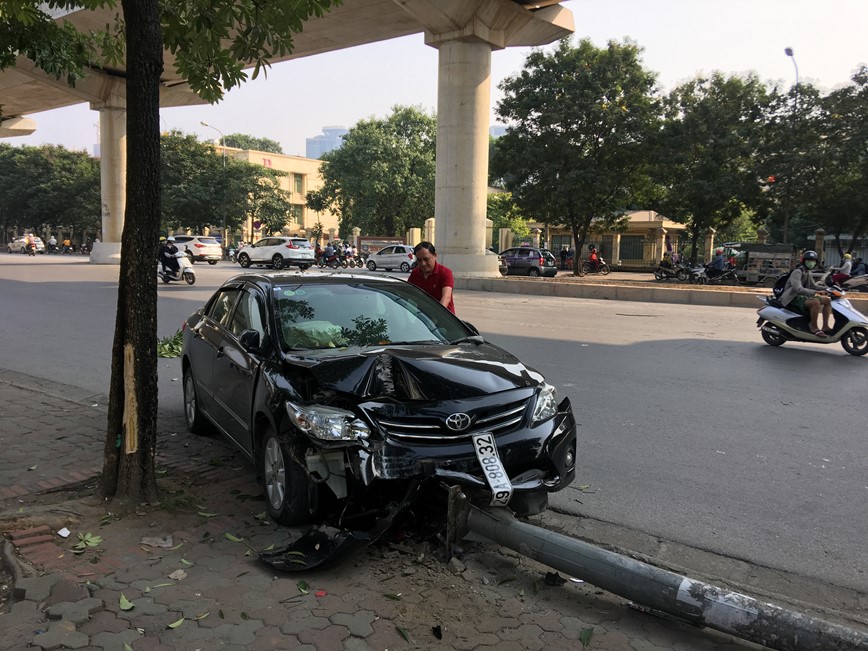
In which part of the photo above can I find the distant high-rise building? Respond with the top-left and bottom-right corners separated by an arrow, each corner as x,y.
306,126 -> 348,159
489,124 -> 507,138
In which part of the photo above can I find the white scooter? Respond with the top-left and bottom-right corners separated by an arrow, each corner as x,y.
157,251 -> 196,285
756,287 -> 868,355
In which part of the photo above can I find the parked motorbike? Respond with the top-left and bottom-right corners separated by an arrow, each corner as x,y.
157,251 -> 196,285
316,253 -> 341,269
756,287 -> 868,356
581,257 -> 611,275
653,262 -> 689,282
823,272 -> 868,293
47,242 -> 59,254
690,265 -> 740,285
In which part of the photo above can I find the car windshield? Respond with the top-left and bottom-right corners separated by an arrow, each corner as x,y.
272,281 -> 470,351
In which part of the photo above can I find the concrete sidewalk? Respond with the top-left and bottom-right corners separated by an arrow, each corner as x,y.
0,369 -> 767,650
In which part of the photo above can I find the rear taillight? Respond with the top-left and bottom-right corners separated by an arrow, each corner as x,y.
408,253 -> 413,259
539,257 -> 544,265
285,244 -> 298,249
194,243 -> 205,248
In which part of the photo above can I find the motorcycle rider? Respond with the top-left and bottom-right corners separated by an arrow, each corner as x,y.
707,249 -> 726,279
47,235 -> 58,253
323,242 -> 336,265
779,250 -> 832,337
159,236 -> 180,275
852,257 -> 866,277
587,245 -> 600,272
831,253 -> 852,286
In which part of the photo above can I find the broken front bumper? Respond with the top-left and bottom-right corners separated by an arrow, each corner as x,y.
352,397 -> 577,494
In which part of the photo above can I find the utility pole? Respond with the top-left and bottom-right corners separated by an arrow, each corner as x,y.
201,121 -> 227,252
783,47 -> 800,244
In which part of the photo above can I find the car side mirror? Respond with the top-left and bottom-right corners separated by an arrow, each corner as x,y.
238,329 -> 262,352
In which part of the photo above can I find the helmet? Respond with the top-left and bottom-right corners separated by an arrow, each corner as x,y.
166,236 -> 175,242
715,249 -> 723,255
801,250 -> 818,263
159,236 -> 166,242
843,253 -> 852,259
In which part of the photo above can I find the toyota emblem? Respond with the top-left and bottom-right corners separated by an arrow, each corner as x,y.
445,412 -> 472,431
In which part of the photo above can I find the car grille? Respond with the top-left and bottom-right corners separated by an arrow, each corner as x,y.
371,398 -> 530,443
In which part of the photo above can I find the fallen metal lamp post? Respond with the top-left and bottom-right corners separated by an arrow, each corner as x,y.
447,488 -> 868,651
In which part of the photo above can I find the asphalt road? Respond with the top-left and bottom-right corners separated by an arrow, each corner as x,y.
1,254 -> 865,599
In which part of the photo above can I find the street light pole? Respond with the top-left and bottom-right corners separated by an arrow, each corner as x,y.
782,47 -> 800,244
200,121 -> 227,252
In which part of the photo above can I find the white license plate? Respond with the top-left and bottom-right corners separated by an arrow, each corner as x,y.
472,432 -> 513,507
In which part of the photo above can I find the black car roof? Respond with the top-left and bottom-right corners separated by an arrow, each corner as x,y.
225,270 -> 406,290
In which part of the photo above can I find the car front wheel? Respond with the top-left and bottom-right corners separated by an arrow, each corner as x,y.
367,260 -> 377,271
260,428 -> 318,525
238,252 -> 251,268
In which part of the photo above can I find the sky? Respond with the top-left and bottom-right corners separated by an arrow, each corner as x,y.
6,0 -> 868,157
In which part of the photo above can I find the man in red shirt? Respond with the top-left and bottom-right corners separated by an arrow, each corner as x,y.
408,241 -> 455,314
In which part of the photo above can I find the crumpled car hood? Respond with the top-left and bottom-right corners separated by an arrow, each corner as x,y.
285,342 -> 543,401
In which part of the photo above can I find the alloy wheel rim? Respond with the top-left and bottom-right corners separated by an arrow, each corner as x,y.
264,438 -> 286,508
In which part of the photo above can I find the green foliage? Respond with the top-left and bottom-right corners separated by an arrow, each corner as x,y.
307,105 -> 436,237
793,67 -> 868,250
0,1 -> 341,107
223,133 -> 283,154
0,144 -> 100,236
160,130 -> 291,235
0,2 -> 123,109
156,330 -> 183,358
492,38 -> 659,269
486,193 -> 529,245
650,73 -> 770,260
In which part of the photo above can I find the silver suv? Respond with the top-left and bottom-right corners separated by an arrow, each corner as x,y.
172,235 -> 222,264
237,236 -> 315,270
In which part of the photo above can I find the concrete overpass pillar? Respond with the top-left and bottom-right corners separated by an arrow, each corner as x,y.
432,38 -> 498,277
90,87 -> 126,264
412,0 -> 573,277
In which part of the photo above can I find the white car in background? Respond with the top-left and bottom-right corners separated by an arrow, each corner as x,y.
172,235 -> 222,264
236,236 -> 315,270
365,244 -> 416,272
7,236 -> 45,254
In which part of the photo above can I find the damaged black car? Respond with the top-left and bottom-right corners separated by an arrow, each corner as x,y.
181,272 -> 577,526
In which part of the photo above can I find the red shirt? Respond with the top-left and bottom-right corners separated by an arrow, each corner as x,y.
408,262 -> 455,314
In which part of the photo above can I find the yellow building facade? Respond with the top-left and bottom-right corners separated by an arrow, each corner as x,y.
220,147 -> 337,243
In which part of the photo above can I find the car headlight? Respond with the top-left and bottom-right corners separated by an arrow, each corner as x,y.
531,383 -> 558,424
285,402 -> 370,443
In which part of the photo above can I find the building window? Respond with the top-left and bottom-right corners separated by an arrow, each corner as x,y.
293,174 -> 303,195
290,204 -> 303,223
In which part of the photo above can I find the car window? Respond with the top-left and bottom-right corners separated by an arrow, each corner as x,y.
229,290 -> 265,338
272,282 -> 468,351
378,247 -> 394,256
207,288 -> 242,326
198,237 -> 219,245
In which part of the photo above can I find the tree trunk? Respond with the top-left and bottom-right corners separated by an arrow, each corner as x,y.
101,0 -> 163,504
